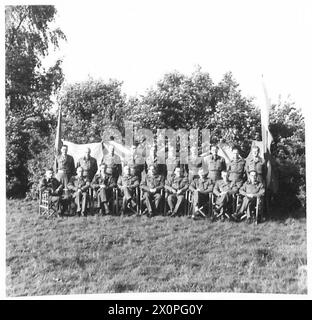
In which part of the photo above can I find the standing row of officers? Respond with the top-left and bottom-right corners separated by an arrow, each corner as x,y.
39,142 -> 266,223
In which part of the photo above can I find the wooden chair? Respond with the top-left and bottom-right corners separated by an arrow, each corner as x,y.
38,191 -> 59,218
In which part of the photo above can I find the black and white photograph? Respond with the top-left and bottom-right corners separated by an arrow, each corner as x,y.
3,0 -> 310,299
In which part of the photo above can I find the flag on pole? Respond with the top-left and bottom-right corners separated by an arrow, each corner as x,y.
261,76 -> 278,193
55,107 -> 62,154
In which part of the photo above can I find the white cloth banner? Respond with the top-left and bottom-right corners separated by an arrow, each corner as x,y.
62,140 -> 104,167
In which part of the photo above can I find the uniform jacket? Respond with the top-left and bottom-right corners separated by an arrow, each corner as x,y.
76,156 -> 98,180
117,174 -> 140,189
245,156 -> 265,176
68,175 -> 90,192
213,179 -> 239,196
189,176 -> 214,194
101,154 -> 122,177
39,177 -> 63,194
141,174 -> 164,193
91,173 -> 117,190
54,154 -> 75,176
239,180 -> 265,197
227,158 -> 246,182
165,174 -> 189,195
202,154 -> 226,179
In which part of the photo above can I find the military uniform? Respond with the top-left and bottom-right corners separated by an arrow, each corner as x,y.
227,157 -> 246,187
245,156 -> 265,184
125,154 -> 146,181
117,173 -> 140,212
189,175 -> 214,215
188,156 -> 201,182
202,154 -> 226,182
140,173 -> 164,215
54,154 -> 76,188
213,179 -> 240,215
76,156 -> 98,181
236,180 -> 265,219
39,177 -> 63,214
165,174 -> 189,215
101,154 -> 122,181
68,175 -> 90,215
91,173 -> 117,214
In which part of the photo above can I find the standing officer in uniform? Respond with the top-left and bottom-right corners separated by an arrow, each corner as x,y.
117,165 -> 140,214
189,167 -> 214,219
233,170 -> 265,223
188,145 -> 201,182
67,166 -> 90,216
140,164 -> 165,217
125,141 -> 146,182
165,166 -> 189,216
39,168 -> 64,216
202,145 -> 226,183
245,145 -> 266,184
92,165 -> 117,215
213,170 -> 240,220
227,146 -> 246,211
54,144 -> 76,188
76,147 -> 98,181
101,144 -> 122,182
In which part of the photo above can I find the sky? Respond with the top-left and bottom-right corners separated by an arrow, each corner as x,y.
41,0 -> 312,114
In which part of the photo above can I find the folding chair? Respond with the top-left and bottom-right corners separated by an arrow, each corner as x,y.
140,188 -> 164,216
38,191 -> 59,218
237,195 -> 261,224
188,190 -> 211,219
114,187 -> 140,216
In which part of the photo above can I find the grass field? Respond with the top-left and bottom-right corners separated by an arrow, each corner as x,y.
6,199 -> 307,296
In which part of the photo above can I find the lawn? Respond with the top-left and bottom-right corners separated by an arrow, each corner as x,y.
6,199 -> 307,296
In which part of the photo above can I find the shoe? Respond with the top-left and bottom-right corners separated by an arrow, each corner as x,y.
246,217 -> 252,224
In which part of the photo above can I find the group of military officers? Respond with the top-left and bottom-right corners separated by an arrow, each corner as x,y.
39,142 -> 266,223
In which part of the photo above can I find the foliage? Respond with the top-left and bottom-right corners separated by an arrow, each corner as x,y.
58,78 -> 127,144
6,5 -> 65,197
269,101 -> 305,210
127,69 -> 261,155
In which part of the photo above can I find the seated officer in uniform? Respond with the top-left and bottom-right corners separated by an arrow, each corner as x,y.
245,145 -> 266,184
140,164 -> 165,217
67,166 -> 90,216
76,147 -> 98,181
213,169 -> 240,220
202,144 -> 226,183
189,167 -> 214,219
117,165 -> 140,215
91,165 -> 117,215
54,144 -> 76,188
39,168 -> 64,216
165,166 -> 189,216
233,170 -> 265,223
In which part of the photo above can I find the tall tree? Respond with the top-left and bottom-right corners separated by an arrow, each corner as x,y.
6,5 -> 66,197
58,78 -> 127,144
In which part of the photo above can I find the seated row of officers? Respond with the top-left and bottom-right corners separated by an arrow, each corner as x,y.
39,143 -> 265,223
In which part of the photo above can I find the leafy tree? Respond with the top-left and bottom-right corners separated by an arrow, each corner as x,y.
127,69 -> 261,155
6,5 -> 65,197
58,78 -> 127,144
269,101 -> 305,210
